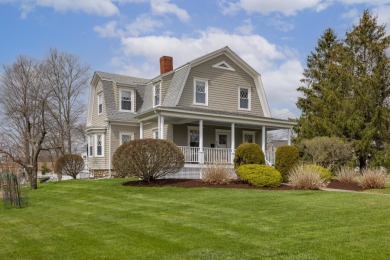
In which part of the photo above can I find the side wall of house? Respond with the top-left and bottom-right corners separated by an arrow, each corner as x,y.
178,54 -> 264,116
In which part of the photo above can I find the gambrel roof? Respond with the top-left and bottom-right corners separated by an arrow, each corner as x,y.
88,46 -> 273,125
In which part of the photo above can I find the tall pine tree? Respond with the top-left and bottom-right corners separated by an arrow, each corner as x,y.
296,10 -> 390,169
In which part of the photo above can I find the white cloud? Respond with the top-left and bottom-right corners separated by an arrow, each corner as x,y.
221,0 -> 322,16
1,0 -> 119,17
267,15 -> 295,32
150,0 -> 190,22
126,14 -> 164,36
36,0 -> 119,16
235,19 -> 254,35
94,21 -> 122,38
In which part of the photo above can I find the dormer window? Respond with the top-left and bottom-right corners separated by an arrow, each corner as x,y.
97,92 -> 103,115
120,89 -> 134,112
194,78 -> 208,106
154,83 -> 161,107
239,87 -> 251,110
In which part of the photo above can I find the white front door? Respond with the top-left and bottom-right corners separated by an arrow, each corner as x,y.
216,130 -> 231,148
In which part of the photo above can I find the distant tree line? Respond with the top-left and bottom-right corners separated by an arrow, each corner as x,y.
0,49 -> 90,189
295,10 -> 390,170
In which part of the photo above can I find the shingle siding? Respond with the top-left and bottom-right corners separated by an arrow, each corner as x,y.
178,54 -> 264,117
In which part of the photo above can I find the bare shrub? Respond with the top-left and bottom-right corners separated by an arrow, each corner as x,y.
201,163 -> 234,184
357,168 -> 388,189
301,136 -> 353,170
288,165 -> 328,190
336,167 -> 358,183
113,139 -> 184,181
55,154 -> 85,179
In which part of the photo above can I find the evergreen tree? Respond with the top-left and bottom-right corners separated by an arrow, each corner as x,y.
295,10 -> 390,169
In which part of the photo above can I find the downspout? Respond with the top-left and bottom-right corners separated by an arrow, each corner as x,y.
108,123 -> 112,178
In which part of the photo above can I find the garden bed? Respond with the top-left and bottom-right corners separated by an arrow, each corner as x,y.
123,179 -> 364,191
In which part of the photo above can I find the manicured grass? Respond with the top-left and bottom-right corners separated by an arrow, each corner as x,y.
1,179 -> 390,259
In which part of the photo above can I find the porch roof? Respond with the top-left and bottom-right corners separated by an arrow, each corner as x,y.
135,106 -> 296,130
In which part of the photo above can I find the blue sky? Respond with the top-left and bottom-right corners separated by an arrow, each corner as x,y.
1,0 -> 390,119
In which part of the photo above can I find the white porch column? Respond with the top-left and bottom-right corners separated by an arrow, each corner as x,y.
199,119 -> 204,164
160,115 -> 165,139
231,123 -> 235,163
287,129 -> 291,145
139,121 -> 144,139
261,126 -> 266,154
157,115 -> 161,139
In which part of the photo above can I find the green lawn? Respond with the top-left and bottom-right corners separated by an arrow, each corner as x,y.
1,179 -> 390,259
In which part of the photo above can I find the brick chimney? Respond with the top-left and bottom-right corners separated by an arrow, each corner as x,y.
160,56 -> 173,74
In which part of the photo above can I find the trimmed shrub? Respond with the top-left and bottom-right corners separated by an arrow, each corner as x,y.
288,165 -> 328,190
236,164 -> 282,187
301,165 -> 332,181
336,166 -> 358,183
112,139 -> 184,181
274,145 -> 300,182
234,142 -> 265,168
55,154 -> 84,179
201,163 -> 234,184
357,168 -> 388,189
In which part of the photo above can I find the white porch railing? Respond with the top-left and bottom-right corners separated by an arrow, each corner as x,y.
179,146 -> 199,163
178,146 -> 276,165
178,146 -> 232,163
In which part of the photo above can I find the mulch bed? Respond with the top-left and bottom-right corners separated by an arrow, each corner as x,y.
123,179 -> 364,191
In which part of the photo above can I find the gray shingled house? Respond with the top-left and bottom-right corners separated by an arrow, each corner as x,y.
86,46 -> 296,178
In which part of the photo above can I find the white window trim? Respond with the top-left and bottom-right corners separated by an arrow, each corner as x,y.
193,77 -> 208,106
97,92 -> 103,115
95,133 -> 104,157
212,60 -> 235,71
242,131 -> 256,143
119,132 -> 134,145
238,86 -> 251,111
119,88 -> 135,112
153,83 -> 161,107
187,126 -> 199,146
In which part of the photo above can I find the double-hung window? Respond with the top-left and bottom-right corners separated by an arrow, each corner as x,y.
120,132 -> 134,145
120,89 -> 134,112
97,93 -> 103,114
88,136 -> 94,157
194,78 -> 208,106
154,83 -> 161,107
95,134 -> 104,157
88,134 -> 104,157
153,129 -> 159,139
239,87 -> 251,110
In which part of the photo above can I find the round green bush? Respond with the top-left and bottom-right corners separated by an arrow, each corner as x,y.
236,164 -> 282,187
275,145 -> 300,182
234,142 -> 265,168
302,165 -> 332,180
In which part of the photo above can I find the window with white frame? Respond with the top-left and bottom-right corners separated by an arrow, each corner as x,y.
239,87 -> 251,110
120,89 -> 134,111
120,132 -> 134,145
154,83 -> 161,107
95,134 -> 104,156
97,92 -> 103,114
88,136 -> 94,157
243,131 -> 255,143
194,78 -> 208,105
152,129 -> 159,139
88,134 -> 104,157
